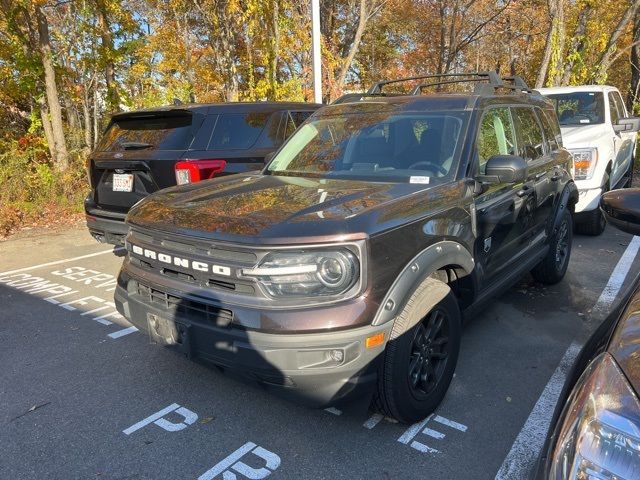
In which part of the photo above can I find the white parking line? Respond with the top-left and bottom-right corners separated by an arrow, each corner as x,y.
495,342 -> 581,480
397,414 -> 432,444
433,415 -> 467,432
363,413 -> 384,429
496,235 -> 640,479
0,248 -> 123,276
108,326 -> 138,339
593,235 -> 640,313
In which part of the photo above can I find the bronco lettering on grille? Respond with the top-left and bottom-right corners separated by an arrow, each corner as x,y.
131,244 -> 232,276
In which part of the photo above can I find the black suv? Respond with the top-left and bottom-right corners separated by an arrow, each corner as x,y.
85,102 -> 320,245
114,73 -> 578,423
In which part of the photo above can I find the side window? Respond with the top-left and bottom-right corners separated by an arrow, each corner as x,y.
609,92 -> 626,123
608,92 -> 621,124
537,108 -> 560,151
512,107 -> 545,162
477,107 -> 517,173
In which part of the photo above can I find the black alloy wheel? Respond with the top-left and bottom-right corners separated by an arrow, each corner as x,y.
554,218 -> 570,272
408,308 -> 449,397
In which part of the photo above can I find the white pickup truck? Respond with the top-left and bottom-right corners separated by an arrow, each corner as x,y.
537,85 -> 639,235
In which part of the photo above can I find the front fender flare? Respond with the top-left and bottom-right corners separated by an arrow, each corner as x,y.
371,241 -> 475,327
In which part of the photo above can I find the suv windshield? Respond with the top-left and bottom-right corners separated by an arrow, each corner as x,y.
546,92 -> 605,126
267,111 -> 467,183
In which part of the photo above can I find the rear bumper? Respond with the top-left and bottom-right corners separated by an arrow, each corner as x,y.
84,196 -> 128,245
114,280 -> 390,408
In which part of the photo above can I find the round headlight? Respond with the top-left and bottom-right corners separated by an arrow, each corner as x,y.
318,253 -> 352,288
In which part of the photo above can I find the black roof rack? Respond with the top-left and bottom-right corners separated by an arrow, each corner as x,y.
331,92 -> 406,105
331,71 -> 531,105
367,71 -> 530,96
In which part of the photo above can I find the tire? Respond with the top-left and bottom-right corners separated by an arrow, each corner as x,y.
575,173 -> 609,236
531,207 -> 572,284
372,286 -> 461,424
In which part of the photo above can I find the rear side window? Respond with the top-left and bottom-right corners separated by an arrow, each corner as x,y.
512,107 -> 545,162
98,114 -> 193,151
538,108 -> 561,151
209,112 -> 270,150
476,107 -> 517,173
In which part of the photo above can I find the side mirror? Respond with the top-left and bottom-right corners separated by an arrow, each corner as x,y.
614,117 -> 640,133
476,155 -> 528,184
600,188 -> 640,235
264,151 -> 275,164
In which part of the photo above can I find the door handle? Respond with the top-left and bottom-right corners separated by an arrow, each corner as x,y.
535,172 -> 546,180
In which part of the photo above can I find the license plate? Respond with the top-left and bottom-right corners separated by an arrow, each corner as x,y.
112,173 -> 134,192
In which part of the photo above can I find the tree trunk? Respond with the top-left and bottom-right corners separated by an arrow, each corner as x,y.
35,5 -> 69,172
536,0 -> 563,88
82,87 -> 93,150
93,87 -> 100,146
594,0 -> 640,83
628,9 -> 640,112
561,4 -> 591,85
96,1 -> 120,112
267,0 -> 280,100
38,98 -> 57,163
547,0 -> 565,86
335,0 -> 371,96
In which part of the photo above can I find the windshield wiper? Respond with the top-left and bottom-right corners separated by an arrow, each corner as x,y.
121,142 -> 154,150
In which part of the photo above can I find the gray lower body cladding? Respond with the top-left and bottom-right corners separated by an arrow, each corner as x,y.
114,271 -> 392,407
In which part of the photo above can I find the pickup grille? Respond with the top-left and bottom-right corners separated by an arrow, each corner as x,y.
136,282 -> 234,327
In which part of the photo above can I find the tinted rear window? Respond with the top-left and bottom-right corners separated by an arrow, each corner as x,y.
97,114 -> 193,151
209,112 -> 270,150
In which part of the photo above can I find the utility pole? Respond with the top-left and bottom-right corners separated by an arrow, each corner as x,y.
311,0 -> 322,103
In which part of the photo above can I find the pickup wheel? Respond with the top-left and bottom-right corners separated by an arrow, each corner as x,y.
531,208 -> 572,284
372,287 -> 461,424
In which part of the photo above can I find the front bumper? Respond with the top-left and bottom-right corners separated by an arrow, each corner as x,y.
114,280 -> 391,407
574,186 -> 603,213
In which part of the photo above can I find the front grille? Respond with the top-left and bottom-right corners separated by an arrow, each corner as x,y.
136,283 -> 234,327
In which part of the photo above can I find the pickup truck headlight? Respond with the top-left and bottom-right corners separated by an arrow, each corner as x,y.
549,353 -> 640,480
242,249 -> 360,298
570,148 -> 598,180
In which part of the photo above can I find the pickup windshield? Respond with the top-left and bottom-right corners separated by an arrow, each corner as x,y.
267,111 -> 467,183
546,92 -> 605,126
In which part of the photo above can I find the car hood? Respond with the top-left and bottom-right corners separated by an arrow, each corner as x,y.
560,124 -> 609,149
608,284 -> 640,393
126,173 -> 466,244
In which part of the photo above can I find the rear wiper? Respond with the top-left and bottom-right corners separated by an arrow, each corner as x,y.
121,142 -> 154,150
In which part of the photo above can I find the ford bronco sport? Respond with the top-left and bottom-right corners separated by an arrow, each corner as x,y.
114,72 -> 578,423
85,102 -> 320,245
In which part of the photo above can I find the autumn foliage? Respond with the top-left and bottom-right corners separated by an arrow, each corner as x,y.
0,0 -> 639,236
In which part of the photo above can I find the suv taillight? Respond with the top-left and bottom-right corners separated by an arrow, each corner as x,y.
175,159 -> 226,185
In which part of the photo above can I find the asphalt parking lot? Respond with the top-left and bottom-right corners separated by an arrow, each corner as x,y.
2,225 -> 640,480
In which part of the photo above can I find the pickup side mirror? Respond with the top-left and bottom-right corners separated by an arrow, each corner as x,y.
476,155 -> 528,184
614,117 -> 640,133
600,188 -> 640,235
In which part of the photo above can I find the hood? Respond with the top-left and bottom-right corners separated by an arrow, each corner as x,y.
608,284 -> 640,393
560,124 -> 609,149
126,173 -> 461,244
